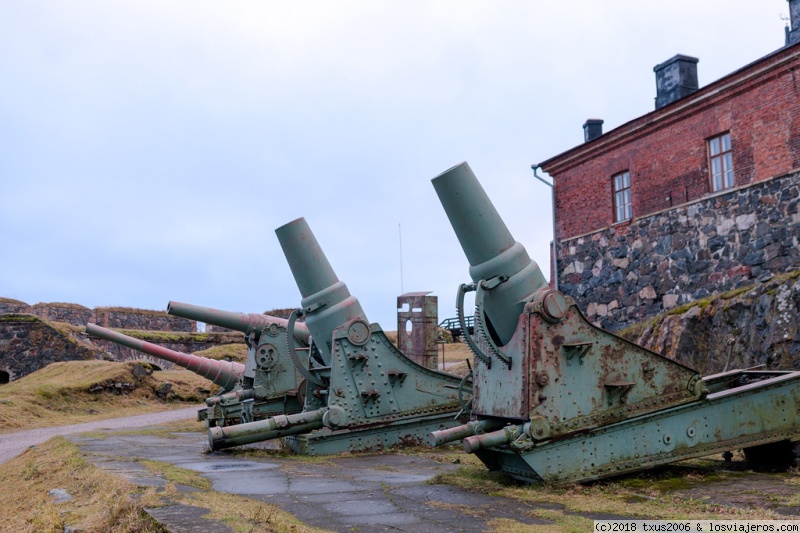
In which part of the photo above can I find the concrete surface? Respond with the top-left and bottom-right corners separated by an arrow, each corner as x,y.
68,429 -> 563,532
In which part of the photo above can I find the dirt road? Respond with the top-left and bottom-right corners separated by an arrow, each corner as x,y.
0,405 -> 201,465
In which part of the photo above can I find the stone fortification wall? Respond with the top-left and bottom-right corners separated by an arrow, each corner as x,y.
0,298 -> 31,314
0,300 -> 196,332
0,314 -> 101,381
558,171 -> 800,331
31,303 -> 93,326
92,307 -> 195,332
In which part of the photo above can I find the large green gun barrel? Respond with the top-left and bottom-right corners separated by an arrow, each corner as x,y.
275,217 -> 367,366
432,161 -> 547,346
85,323 -> 243,392
166,301 -> 310,344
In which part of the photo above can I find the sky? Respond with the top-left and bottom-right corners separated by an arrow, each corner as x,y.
0,1 -> 791,331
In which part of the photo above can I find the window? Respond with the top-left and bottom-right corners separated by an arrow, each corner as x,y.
709,132 -> 734,191
613,171 -> 632,222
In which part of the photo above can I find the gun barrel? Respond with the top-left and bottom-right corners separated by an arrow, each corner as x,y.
166,301 -> 309,344
208,409 -> 325,450
462,424 -> 524,454
429,419 -> 506,447
275,217 -> 367,363
85,323 -> 243,391
432,162 -> 547,345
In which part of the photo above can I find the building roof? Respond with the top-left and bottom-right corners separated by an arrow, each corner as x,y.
537,41 -> 800,176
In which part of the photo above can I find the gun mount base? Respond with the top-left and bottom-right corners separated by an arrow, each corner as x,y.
470,369 -> 800,483
284,412 -> 466,455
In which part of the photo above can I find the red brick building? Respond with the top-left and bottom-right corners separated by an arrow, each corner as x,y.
538,18 -> 800,331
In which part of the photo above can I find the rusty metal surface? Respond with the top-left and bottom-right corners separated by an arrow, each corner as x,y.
396,292 -> 438,370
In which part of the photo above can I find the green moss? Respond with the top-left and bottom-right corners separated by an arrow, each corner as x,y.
138,459 -> 212,490
0,313 -> 41,322
619,269 -> 800,340
111,328 -> 240,344
94,306 -> 168,316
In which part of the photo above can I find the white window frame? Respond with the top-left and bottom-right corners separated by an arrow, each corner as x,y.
709,132 -> 734,192
613,171 -> 632,222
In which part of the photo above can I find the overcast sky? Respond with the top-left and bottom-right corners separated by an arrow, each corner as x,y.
0,1 -> 790,331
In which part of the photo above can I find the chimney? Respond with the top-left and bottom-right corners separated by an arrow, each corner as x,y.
583,119 -> 604,143
787,0 -> 800,46
653,54 -> 699,110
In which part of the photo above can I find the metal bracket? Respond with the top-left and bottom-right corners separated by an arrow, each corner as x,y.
287,309 -> 326,387
563,342 -> 592,366
304,301 -> 327,314
360,389 -> 381,403
604,381 -> 635,406
388,371 -> 407,386
347,353 -> 369,365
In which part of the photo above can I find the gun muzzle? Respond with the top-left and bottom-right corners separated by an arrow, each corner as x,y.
432,162 -> 547,345
207,408 -> 325,450
85,323 -> 243,391
166,301 -> 310,344
275,217 -> 368,364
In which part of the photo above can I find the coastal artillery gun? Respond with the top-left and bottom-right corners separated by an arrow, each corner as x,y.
208,217 -> 471,453
165,302 -> 312,427
429,162 -> 800,483
86,305 -> 312,427
85,323 -> 244,421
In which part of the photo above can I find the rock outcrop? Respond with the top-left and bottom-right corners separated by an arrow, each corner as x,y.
619,271 -> 800,375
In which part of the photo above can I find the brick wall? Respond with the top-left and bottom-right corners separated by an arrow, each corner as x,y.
545,43 -> 800,243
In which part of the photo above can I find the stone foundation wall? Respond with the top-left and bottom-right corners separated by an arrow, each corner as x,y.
557,171 -> 800,331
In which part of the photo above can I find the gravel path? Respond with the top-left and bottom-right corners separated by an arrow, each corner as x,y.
0,405 -> 202,466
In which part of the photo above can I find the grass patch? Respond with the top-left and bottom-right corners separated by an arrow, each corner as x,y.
109,328 -> 241,345
32,301 -> 90,310
183,490 -> 329,533
139,460 -> 212,490
0,313 -> 40,322
429,459 -> 785,524
194,343 -> 248,364
0,436 -> 330,533
0,437 -> 165,532
0,361 -> 210,434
